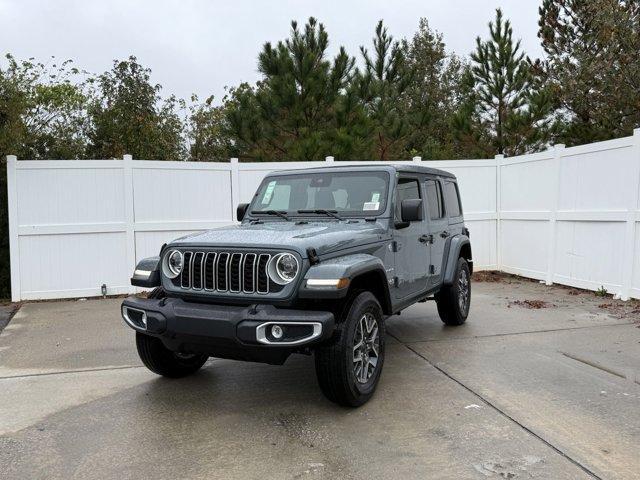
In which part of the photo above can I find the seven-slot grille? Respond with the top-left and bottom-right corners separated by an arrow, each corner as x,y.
179,251 -> 272,294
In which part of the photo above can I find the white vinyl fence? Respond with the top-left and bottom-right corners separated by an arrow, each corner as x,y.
6,129 -> 640,301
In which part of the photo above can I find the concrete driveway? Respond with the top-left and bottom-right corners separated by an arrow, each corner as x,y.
1,275 -> 639,480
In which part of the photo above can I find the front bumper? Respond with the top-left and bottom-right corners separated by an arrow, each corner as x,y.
121,296 -> 335,364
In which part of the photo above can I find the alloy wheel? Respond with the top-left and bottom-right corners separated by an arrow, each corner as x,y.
458,269 -> 469,312
352,312 -> 380,383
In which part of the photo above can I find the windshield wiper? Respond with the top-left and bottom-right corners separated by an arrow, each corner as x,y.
250,209 -> 290,221
297,209 -> 343,220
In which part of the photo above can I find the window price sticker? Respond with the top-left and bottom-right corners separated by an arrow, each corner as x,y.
262,181 -> 276,203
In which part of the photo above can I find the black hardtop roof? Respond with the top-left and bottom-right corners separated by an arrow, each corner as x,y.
267,163 -> 456,179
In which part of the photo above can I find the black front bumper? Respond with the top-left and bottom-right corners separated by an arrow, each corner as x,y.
121,296 -> 335,364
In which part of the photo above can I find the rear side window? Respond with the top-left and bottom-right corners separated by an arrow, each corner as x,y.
425,180 -> 444,220
443,181 -> 462,217
394,178 -> 421,221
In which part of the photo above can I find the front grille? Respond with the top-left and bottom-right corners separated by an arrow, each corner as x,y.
179,250 -> 273,294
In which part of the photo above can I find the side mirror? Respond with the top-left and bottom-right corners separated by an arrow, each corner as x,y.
401,199 -> 423,222
236,203 -> 249,221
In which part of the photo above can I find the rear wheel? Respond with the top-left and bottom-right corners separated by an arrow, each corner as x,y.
435,257 -> 471,326
314,291 -> 385,407
136,332 -> 208,378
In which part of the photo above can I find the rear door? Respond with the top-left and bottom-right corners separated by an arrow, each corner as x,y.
425,177 -> 448,287
443,179 -> 464,235
392,175 -> 430,300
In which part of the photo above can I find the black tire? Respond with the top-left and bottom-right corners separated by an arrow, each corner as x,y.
435,257 -> 471,326
136,332 -> 208,378
314,291 -> 385,407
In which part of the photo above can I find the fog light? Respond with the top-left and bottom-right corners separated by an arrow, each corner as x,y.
271,325 -> 284,339
122,306 -> 147,329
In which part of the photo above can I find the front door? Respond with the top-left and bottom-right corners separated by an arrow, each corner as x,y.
393,176 -> 430,299
425,178 -> 448,286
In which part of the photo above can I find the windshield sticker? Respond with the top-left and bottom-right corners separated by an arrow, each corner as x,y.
262,181 -> 276,204
371,192 -> 380,202
363,201 -> 380,211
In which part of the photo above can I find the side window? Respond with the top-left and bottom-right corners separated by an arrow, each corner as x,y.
394,177 -> 421,221
443,181 -> 462,217
425,179 -> 444,220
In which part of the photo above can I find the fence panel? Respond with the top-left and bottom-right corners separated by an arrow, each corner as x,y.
497,131 -> 640,299
7,133 -> 640,301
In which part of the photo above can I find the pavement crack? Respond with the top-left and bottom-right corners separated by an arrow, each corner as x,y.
0,364 -> 144,380
560,352 -> 639,385
389,331 -> 603,480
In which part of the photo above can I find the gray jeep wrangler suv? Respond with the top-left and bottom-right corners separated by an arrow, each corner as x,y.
122,164 -> 472,406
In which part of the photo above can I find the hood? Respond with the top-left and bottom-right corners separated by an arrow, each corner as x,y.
171,220 -> 388,257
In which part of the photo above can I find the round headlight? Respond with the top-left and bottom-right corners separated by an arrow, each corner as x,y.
268,253 -> 299,285
163,250 -> 183,278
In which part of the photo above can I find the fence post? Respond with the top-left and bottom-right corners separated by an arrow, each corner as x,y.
546,144 -> 564,286
6,155 -> 20,301
620,129 -> 640,300
325,156 -> 334,163
122,154 -> 137,294
495,154 -> 504,271
230,158 -> 240,221
412,156 -> 422,162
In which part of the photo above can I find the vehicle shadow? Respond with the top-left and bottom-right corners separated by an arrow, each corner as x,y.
132,336 -> 408,416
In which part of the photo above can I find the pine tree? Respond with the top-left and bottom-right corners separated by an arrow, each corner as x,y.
471,9 -> 546,155
450,66 -> 495,158
226,18 -> 365,161
402,19 -> 466,159
538,0 -> 640,145
356,21 -> 414,160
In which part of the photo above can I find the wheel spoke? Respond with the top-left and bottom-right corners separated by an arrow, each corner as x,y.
353,349 -> 362,363
354,362 -> 362,379
370,337 -> 379,356
365,315 -> 375,334
369,325 -> 378,344
360,357 -> 369,382
368,355 -> 378,368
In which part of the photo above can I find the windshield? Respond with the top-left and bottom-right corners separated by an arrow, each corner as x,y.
250,171 -> 389,217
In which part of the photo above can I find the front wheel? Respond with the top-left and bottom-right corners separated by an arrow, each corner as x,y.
314,291 -> 385,407
435,257 -> 471,326
136,332 -> 208,378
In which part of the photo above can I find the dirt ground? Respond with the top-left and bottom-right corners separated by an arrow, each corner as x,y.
1,275 -> 639,479
474,271 -> 640,321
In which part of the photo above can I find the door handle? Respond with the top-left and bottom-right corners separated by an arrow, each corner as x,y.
419,234 -> 433,244
440,231 -> 450,238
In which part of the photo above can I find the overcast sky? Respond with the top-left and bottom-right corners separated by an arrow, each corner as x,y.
0,0 -> 543,103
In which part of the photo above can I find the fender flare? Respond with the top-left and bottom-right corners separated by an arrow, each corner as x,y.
299,253 -> 392,310
442,235 -> 472,286
131,256 -> 161,288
